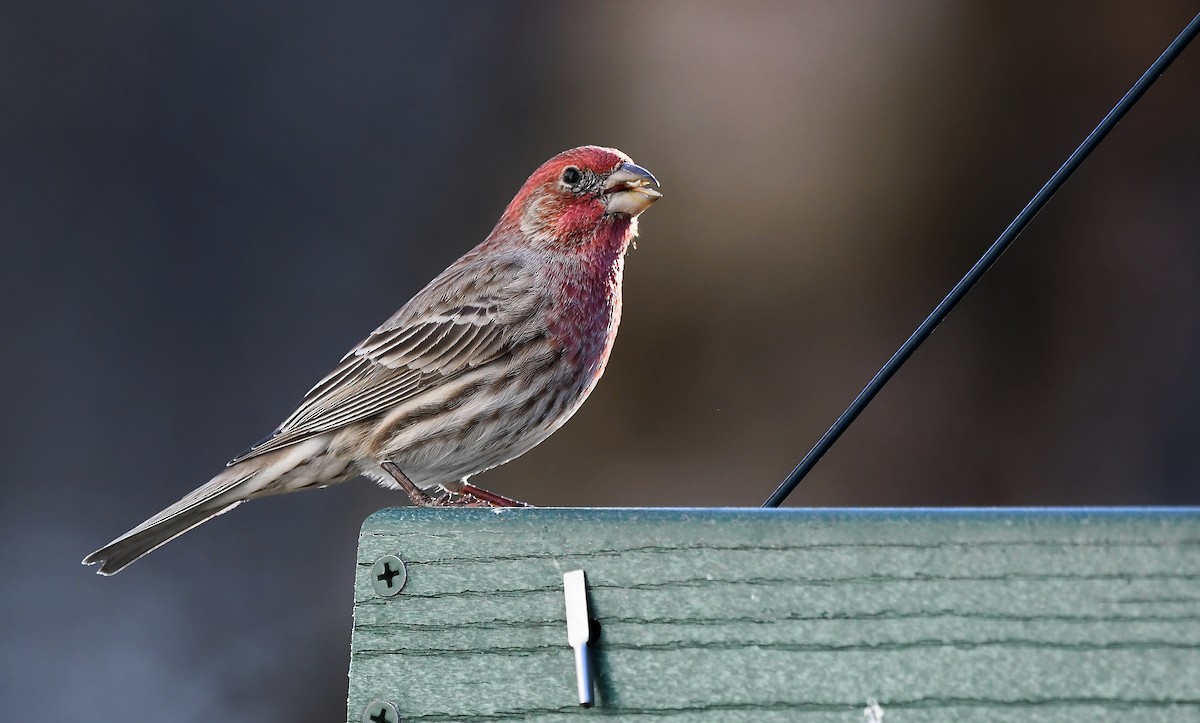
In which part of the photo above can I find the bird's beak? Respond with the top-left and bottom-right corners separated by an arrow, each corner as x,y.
602,162 -> 662,217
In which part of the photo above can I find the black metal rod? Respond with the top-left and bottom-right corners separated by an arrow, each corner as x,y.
764,11 -> 1200,508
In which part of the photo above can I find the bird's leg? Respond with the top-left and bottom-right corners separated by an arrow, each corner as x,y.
380,461 -> 440,507
380,462 -> 495,507
459,483 -> 533,508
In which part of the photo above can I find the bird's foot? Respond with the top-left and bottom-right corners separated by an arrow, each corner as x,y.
379,461 -> 531,508
460,483 -> 533,507
435,491 -> 494,507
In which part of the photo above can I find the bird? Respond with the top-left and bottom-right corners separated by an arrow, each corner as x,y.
83,145 -> 661,575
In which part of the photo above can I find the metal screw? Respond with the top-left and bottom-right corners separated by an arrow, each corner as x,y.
371,554 -> 407,597
362,700 -> 399,723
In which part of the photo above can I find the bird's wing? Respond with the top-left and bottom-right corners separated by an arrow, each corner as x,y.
229,254 -> 544,464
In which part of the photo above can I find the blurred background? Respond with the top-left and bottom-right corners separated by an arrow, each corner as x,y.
3,1 -> 1198,720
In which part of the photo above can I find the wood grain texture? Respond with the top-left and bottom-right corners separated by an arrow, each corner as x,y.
347,508 -> 1200,722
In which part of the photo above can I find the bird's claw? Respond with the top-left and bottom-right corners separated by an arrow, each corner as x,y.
432,491 -> 493,507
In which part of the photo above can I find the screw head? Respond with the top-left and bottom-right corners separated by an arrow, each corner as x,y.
371,554 -> 407,597
362,700 -> 399,723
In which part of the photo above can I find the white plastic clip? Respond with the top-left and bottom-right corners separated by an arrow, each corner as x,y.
563,569 -> 594,707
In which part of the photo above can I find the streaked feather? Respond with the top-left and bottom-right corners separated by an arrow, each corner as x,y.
229,254 -> 545,464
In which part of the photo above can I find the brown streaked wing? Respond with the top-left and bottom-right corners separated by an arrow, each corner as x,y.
228,255 -> 544,464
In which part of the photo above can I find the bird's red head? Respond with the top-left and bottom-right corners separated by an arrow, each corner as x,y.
497,145 -> 662,252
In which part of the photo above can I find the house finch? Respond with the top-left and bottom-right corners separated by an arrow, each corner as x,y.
83,145 -> 661,575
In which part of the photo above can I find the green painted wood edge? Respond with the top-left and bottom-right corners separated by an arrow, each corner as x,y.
359,506 -> 1200,530
348,507 -> 1200,723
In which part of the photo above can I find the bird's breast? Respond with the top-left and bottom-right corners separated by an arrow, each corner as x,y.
546,252 -> 625,381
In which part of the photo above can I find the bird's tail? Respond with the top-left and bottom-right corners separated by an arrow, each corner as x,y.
82,464 -> 260,575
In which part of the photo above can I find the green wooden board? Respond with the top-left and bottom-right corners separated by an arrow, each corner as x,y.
348,508 -> 1200,722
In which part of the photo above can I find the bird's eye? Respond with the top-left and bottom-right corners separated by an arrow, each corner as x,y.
561,166 -> 582,186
